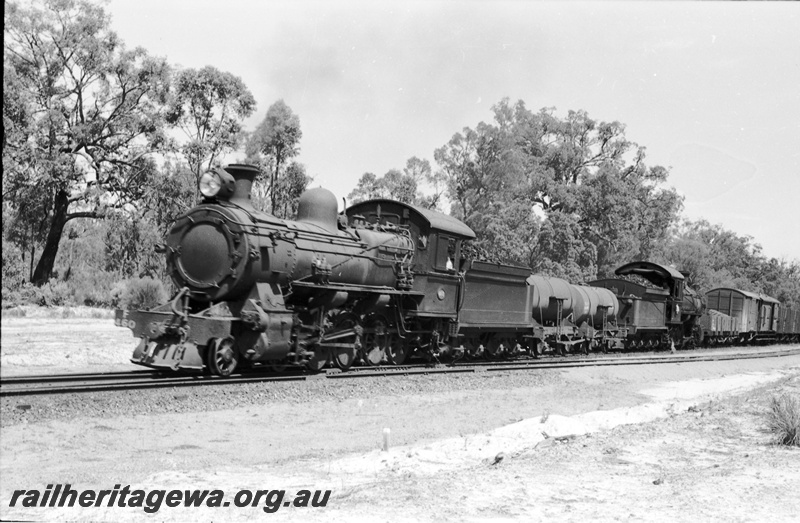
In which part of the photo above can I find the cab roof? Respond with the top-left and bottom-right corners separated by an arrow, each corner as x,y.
615,261 -> 685,287
347,199 -> 476,239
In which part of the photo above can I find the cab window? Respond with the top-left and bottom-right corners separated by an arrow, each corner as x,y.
434,235 -> 457,272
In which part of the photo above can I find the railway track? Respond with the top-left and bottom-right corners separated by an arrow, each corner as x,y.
2,345 -> 799,397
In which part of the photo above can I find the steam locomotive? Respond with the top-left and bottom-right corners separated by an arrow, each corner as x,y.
115,164 -> 799,376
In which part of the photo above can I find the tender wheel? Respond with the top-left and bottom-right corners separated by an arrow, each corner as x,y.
305,343 -> 330,372
387,337 -> 409,365
362,315 -> 390,366
207,337 -> 238,377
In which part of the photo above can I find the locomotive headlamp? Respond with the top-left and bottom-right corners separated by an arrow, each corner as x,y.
199,171 -> 221,197
199,168 -> 235,200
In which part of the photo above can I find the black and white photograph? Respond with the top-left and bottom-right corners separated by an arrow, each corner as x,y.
2,0 -> 799,521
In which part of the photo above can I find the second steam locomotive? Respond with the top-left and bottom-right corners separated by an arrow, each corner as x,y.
116,164 -> 799,375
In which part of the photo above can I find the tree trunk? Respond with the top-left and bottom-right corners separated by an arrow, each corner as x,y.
31,189 -> 70,286
271,151 -> 283,215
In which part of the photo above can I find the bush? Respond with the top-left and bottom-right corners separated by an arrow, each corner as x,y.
119,277 -> 167,311
69,270 -> 122,308
109,280 -> 128,308
1,238 -> 26,293
2,287 -> 24,309
12,281 -> 74,307
1,306 -> 27,317
766,394 -> 800,447
43,280 -> 73,306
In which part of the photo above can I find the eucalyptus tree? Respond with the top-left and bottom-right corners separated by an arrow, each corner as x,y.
434,98 -> 682,276
4,0 -> 171,285
657,220 -> 800,308
245,100 -> 303,215
434,115 -> 538,267
347,172 -> 383,204
165,66 -> 256,197
347,157 -> 442,209
272,161 -> 311,219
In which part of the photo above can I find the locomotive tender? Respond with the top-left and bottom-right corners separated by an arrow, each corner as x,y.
115,164 -> 798,375
588,261 -> 705,350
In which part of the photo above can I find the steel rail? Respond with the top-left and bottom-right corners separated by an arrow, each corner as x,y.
1,369 -> 159,384
2,346 -> 799,397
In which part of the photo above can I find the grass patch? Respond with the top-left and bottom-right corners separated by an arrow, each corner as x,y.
0,305 -> 114,319
765,394 -> 800,447
1,306 -> 27,318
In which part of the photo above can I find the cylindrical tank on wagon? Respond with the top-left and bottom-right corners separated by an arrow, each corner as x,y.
527,275 -> 619,325
528,275 -> 578,324
578,285 -> 619,324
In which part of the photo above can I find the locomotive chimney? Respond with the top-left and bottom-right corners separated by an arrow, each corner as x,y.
223,164 -> 260,211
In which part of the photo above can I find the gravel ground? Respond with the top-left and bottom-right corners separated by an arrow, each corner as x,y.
1,371 -> 559,427
2,310 -> 799,521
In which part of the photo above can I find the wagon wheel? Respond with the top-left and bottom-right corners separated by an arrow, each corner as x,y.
581,340 -> 591,355
207,337 -> 238,377
304,343 -> 330,372
463,339 -> 482,359
330,311 -> 359,371
270,363 -> 288,373
362,315 -> 391,366
502,338 -> 514,357
484,337 -> 509,359
387,336 -> 409,365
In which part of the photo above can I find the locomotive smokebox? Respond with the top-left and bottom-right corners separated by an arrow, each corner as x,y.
224,163 -> 259,211
296,187 -> 339,233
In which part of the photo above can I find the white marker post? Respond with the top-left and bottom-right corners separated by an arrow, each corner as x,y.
382,428 -> 390,451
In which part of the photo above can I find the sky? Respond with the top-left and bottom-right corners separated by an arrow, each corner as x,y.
104,0 -> 800,261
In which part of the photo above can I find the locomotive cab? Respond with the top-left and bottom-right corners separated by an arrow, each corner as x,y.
589,261 -> 704,348
345,199 -> 476,318
613,261 -> 703,324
